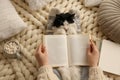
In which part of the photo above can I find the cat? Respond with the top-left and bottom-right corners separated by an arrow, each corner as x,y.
47,8 -> 81,35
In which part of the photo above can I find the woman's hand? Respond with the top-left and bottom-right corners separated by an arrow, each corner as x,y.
35,44 -> 48,67
87,40 -> 100,67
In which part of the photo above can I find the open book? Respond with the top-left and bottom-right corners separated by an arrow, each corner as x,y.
43,34 -> 120,75
99,40 -> 120,76
43,35 -> 89,67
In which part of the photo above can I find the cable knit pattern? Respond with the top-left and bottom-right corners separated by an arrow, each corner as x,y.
58,67 -> 71,80
0,0 -> 119,80
37,65 -> 59,80
70,66 -> 81,80
89,67 -> 106,80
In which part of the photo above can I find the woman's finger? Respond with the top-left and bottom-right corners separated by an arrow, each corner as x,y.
43,44 -> 48,54
90,40 -> 96,49
90,40 -> 99,54
87,42 -> 92,55
38,44 -> 43,53
40,44 -> 47,54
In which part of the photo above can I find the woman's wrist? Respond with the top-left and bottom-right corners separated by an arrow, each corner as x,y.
90,65 -> 98,67
39,63 -> 49,67
90,64 -> 98,67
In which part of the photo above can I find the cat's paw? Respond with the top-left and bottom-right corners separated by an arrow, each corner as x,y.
53,28 -> 66,35
67,26 -> 77,35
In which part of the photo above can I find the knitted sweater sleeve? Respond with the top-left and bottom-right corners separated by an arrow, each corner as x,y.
89,67 -> 107,80
37,65 -> 59,80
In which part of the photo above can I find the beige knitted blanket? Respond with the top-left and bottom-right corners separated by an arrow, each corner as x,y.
0,0 -> 119,80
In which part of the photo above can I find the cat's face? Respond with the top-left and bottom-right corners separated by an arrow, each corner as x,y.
47,8 -> 81,35
52,21 -> 70,30
52,13 -> 75,30
52,21 -> 77,32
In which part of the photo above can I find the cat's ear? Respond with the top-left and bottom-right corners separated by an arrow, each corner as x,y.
69,9 -> 80,19
49,8 -> 60,17
47,8 -> 60,30
68,9 -> 81,33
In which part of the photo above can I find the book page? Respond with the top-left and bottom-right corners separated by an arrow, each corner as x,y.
99,40 -> 120,75
67,35 -> 89,66
44,35 -> 68,67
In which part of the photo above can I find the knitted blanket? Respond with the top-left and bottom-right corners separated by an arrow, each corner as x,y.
0,0 -> 118,80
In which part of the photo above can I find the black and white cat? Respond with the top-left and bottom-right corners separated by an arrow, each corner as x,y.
47,8 -> 81,35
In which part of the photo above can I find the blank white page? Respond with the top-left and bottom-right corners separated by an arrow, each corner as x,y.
44,35 -> 68,67
68,35 -> 89,66
99,40 -> 120,75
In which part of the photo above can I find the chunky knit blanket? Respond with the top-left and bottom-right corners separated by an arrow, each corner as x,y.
0,0 -> 119,80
